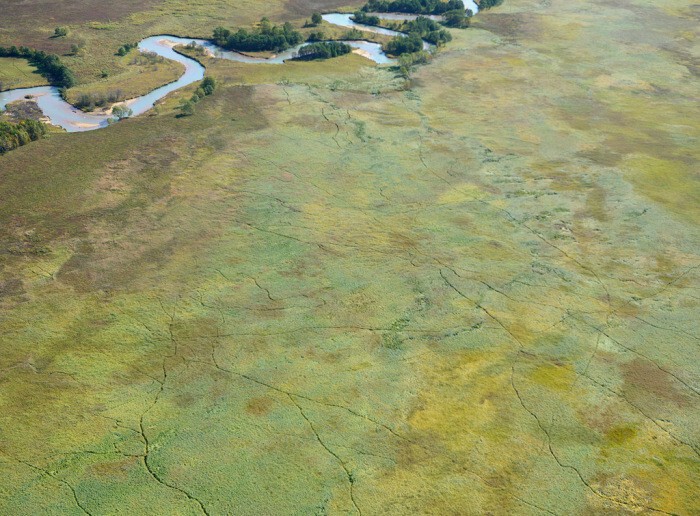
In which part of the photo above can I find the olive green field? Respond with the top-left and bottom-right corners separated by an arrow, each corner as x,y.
0,58 -> 49,91
0,0 -> 698,514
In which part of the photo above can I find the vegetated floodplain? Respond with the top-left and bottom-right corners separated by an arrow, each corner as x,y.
0,46 -> 76,87
64,49 -> 185,110
0,58 -> 50,91
0,0 -> 699,515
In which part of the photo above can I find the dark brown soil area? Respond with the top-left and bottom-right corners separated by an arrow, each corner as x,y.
2,98 -> 45,122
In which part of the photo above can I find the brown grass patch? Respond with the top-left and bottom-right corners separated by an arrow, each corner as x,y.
1,0 -> 163,26
245,396 -> 274,416
282,0 -> 363,18
622,358 -> 690,407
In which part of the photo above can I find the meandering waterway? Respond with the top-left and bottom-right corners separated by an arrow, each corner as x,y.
0,3 -> 478,132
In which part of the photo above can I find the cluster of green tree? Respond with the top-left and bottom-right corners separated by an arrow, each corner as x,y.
306,31 -> 326,42
106,105 -> 133,125
0,46 -> 76,88
442,9 -> 471,27
479,0 -> 504,9
0,119 -> 47,155
362,0 -> 465,15
213,19 -> 303,53
399,16 -> 452,45
180,76 -> 216,116
303,12 -> 323,27
352,11 -> 381,25
397,49 -> 431,77
74,89 -> 124,111
117,42 -> 138,56
294,41 -> 351,61
53,27 -> 68,37
384,33 -> 423,55
344,28 -> 365,40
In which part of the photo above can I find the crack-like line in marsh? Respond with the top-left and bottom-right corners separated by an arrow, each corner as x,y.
132,299 -> 210,515
287,394 -> 362,515
509,366 -> 676,515
0,452 -> 92,515
191,350 -> 559,514
436,261 -> 688,514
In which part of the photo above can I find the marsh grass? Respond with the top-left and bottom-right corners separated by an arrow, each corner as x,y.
0,57 -> 50,90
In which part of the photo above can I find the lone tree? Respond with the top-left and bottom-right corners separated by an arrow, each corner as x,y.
311,12 -> 323,26
180,99 -> 195,116
111,105 -> 133,120
54,27 -> 68,37
201,76 -> 216,95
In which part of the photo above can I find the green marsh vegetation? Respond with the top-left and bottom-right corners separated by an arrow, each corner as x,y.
1,0 -> 699,514
0,57 -> 50,91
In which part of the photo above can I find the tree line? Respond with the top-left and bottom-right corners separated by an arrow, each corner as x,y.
352,11 -> 381,26
352,8 -> 468,39
294,41 -> 352,61
180,76 -> 216,116
361,0 -> 465,15
382,16 -> 452,55
213,18 -> 303,53
0,119 -> 47,155
384,33 -> 424,55
0,46 -> 76,88
401,16 -> 452,45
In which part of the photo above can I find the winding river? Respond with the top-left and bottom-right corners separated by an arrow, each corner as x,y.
0,3 -> 478,132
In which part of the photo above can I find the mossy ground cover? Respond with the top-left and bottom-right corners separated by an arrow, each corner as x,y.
1,0 -> 699,514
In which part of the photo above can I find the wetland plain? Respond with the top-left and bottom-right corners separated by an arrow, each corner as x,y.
1,0 -> 698,513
